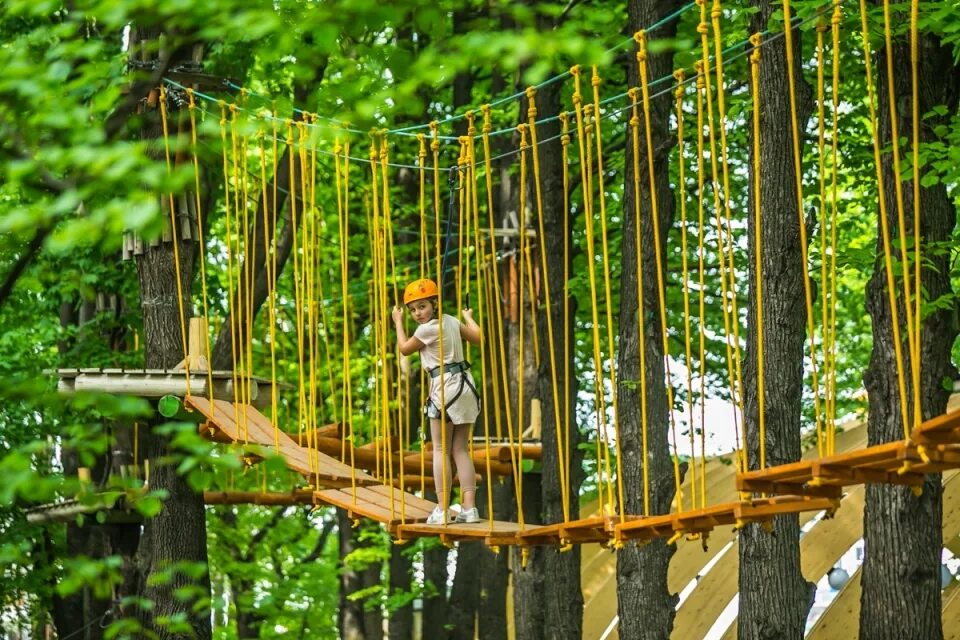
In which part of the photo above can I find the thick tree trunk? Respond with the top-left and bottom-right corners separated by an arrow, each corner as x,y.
338,508 -> 370,640
511,473 -> 544,640
477,480 -> 512,640
616,1 -> 683,638
738,4 -> 816,640
421,529 -> 450,640
388,541 -> 414,640
860,18 -> 960,640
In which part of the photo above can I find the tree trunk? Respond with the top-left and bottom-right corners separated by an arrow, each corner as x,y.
860,15 -> 960,640
338,508 -> 370,640
388,544 -> 414,640
511,473 -> 544,640
477,480 -> 512,640
131,27 -> 210,639
616,1 -> 683,638
421,528 -> 450,640
738,3 -> 815,639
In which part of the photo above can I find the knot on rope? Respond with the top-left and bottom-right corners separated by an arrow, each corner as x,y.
917,445 -> 931,464
673,69 -> 686,83
697,21 -> 709,34
569,64 -> 581,77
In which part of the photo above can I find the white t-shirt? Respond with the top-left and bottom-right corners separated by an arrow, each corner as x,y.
412,314 -> 465,372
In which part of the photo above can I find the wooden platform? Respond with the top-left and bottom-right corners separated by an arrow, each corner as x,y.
396,519 -> 524,546
185,395 -> 377,488
515,515 -> 617,546
737,408 -> 960,497
613,495 -> 840,544
314,485 -> 437,528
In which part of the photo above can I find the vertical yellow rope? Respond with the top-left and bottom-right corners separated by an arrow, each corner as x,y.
229,104 -> 248,439
816,17 -> 832,458
525,88 -> 570,523
636,32 -> 683,510
827,0 -> 842,454
516,124 -> 529,521
464,112 -> 496,530
481,105 -> 524,528
429,122 -> 450,520
219,103 -> 241,432
185,90 -> 215,404
416,133 -> 428,497
559,111 -> 573,516
590,67 -> 624,519
696,1 -> 744,471
257,129 -> 279,450
674,70 -> 698,508
628,88 -> 651,517
571,72 -> 612,515
857,0 -> 911,439
380,136 -> 402,519
782,0 -> 825,451
909,0 -> 922,430
157,86 -> 191,394
748,33 -> 767,471
880,0 -> 919,433
694,65 -> 709,506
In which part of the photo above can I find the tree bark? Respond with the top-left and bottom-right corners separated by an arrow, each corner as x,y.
616,1 -> 683,638
338,508 -> 370,640
738,3 -> 815,639
511,473 -> 545,640
477,480 -> 512,640
859,15 -> 960,640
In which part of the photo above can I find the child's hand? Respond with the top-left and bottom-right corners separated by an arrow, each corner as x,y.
462,307 -> 474,322
391,306 -> 404,324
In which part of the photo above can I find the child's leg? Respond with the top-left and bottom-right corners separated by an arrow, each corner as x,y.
452,424 -> 477,510
430,418 -> 453,509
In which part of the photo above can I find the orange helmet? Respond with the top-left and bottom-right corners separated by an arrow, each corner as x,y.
403,278 -> 439,305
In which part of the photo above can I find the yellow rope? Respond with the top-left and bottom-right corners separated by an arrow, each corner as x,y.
157,85 -> 191,394
628,87 -> 651,517
218,103 -> 242,437
909,0 -> 922,430
748,33 -> 767,470
416,133 -> 428,497
287,120 -> 310,470
257,129 -> 279,450
516,123 -> 529,520
185,90 -> 215,404
782,0 -> 825,453
816,19 -> 829,459
559,111 -> 573,515
694,65 -> 709,506
525,88 -> 570,523
481,105 -> 524,528
880,0 -> 919,433
429,122 -> 451,519
674,70 -> 698,508
827,0 -> 842,454
464,112 -> 496,531
590,67 -> 625,519
636,32 -> 683,510
696,1 -> 743,471
856,0 -> 910,439
229,104 -> 248,439
571,70 -> 613,515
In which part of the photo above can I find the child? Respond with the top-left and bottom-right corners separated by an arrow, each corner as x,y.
392,278 -> 482,525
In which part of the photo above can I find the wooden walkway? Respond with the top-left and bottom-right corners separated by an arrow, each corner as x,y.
186,396 -> 377,488
737,407 -> 960,498
189,396 -> 960,548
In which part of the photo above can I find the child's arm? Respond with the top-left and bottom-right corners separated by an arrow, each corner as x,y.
392,306 -> 425,356
460,308 -> 482,346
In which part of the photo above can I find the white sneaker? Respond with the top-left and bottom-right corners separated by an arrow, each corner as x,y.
426,506 -> 454,525
455,507 -> 479,524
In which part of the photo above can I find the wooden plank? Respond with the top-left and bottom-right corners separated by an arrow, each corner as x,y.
314,488 -> 429,527
365,485 -> 438,514
396,519 -> 522,544
349,486 -> 434,519
912,406 -> 960,438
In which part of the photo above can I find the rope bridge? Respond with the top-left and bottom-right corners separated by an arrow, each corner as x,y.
143,0 -> 960,549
